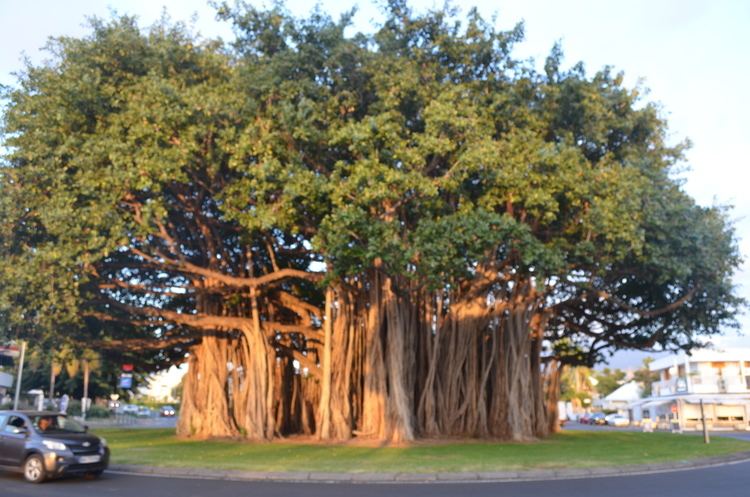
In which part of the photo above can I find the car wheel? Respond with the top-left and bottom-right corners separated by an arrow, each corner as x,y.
23,454 -> 46,483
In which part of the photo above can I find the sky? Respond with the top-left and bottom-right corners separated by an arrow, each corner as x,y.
1,0 -> 749,369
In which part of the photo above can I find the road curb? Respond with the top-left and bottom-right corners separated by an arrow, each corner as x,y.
109,450 -> 750,484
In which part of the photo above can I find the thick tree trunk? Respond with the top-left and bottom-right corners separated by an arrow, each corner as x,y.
544,359 -> 562,434
417,291 -> 443,437
382,276 -> 415,443
328,288 -> 356,440
316,286 -> 334,440
177,335 -> 238,438
176,264 -> 557,444
361,269 -> 388,440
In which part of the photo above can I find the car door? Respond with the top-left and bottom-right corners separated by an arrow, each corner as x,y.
0,413 -> 9,465
1,415 -> 30,465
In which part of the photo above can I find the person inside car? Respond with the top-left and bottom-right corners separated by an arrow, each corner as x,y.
36,416 -> 54,432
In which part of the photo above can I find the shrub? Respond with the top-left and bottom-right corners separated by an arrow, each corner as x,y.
86,405 -> 111,419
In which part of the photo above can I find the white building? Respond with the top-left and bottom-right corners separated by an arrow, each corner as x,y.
0,371 -> 13,398
630,348 -> 750,431
601,381 -> 642,415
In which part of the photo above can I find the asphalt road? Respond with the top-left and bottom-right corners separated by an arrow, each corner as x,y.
2,460 -> 750,497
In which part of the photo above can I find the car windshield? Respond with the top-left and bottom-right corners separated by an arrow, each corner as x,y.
32,415 -> 86,433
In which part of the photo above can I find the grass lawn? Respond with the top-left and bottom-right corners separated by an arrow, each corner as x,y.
95,428 -> 750,473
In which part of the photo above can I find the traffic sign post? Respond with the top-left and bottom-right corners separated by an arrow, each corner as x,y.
700,399 -> 710,444
0,345 -> 20,367
0,345 -> 21,358
119,373 -> 133,389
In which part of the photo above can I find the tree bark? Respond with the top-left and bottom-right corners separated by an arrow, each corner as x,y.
316,286 -> 334,440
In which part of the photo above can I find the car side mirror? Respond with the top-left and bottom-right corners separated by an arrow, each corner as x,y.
12,426 -> 28,435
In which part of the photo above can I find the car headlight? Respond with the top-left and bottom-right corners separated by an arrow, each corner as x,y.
42,440 -> 67,451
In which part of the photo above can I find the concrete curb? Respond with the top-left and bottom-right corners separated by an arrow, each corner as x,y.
109,450 -> 750,484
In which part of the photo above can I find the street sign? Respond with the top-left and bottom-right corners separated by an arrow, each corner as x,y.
0,345 -> 20,358
671,404 -> 678,414
0,371 -> 13,389
119,373 -> 133,389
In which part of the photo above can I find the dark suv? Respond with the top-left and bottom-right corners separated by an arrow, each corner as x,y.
0,410 -> 109,483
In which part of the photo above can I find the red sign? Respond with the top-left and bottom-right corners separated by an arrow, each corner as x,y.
670,404 -> 678,414
0,346 -> 20,358
122,364 -> 134,372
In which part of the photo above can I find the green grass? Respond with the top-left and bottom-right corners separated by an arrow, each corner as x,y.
96,428 -> 750,473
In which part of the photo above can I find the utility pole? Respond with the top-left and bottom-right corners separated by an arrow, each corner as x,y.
49,367 -> 56,405
82,359 -> 90,421
13,341 -> 26,410
700,399 -> 710,444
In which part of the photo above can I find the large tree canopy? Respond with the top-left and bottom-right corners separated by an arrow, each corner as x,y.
0,2 -> 742,442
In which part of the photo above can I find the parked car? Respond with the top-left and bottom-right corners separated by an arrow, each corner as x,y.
136,406 -> 152,418
159,405 -> 176,417
0,411 -> 109,483
121,404 -> 138,415
578,413 -> 592,424
605,414 -> 630,427
589,412 -> 607,425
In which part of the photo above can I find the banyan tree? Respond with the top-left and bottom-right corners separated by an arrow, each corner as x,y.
0,2 -> 742,443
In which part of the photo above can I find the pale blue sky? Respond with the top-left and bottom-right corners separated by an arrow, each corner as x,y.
2,0 -> 749,368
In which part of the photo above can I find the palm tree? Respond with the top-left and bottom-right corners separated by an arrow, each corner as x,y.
80,350 -> 101,420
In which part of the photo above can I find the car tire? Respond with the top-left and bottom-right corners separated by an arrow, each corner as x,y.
23,454 -> 46,483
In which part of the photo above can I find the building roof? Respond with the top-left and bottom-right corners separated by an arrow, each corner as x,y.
605,381 -> 643,402
631,394 -> 750,409
649,348 -> 750,371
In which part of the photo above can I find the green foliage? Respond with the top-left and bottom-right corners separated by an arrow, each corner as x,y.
633,358 -> 659,397
19,346 -> 146,400
559,366 -> 594,404
594,368 -> 627,397
0,2 -> 742,371
66,401 -> 111,418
